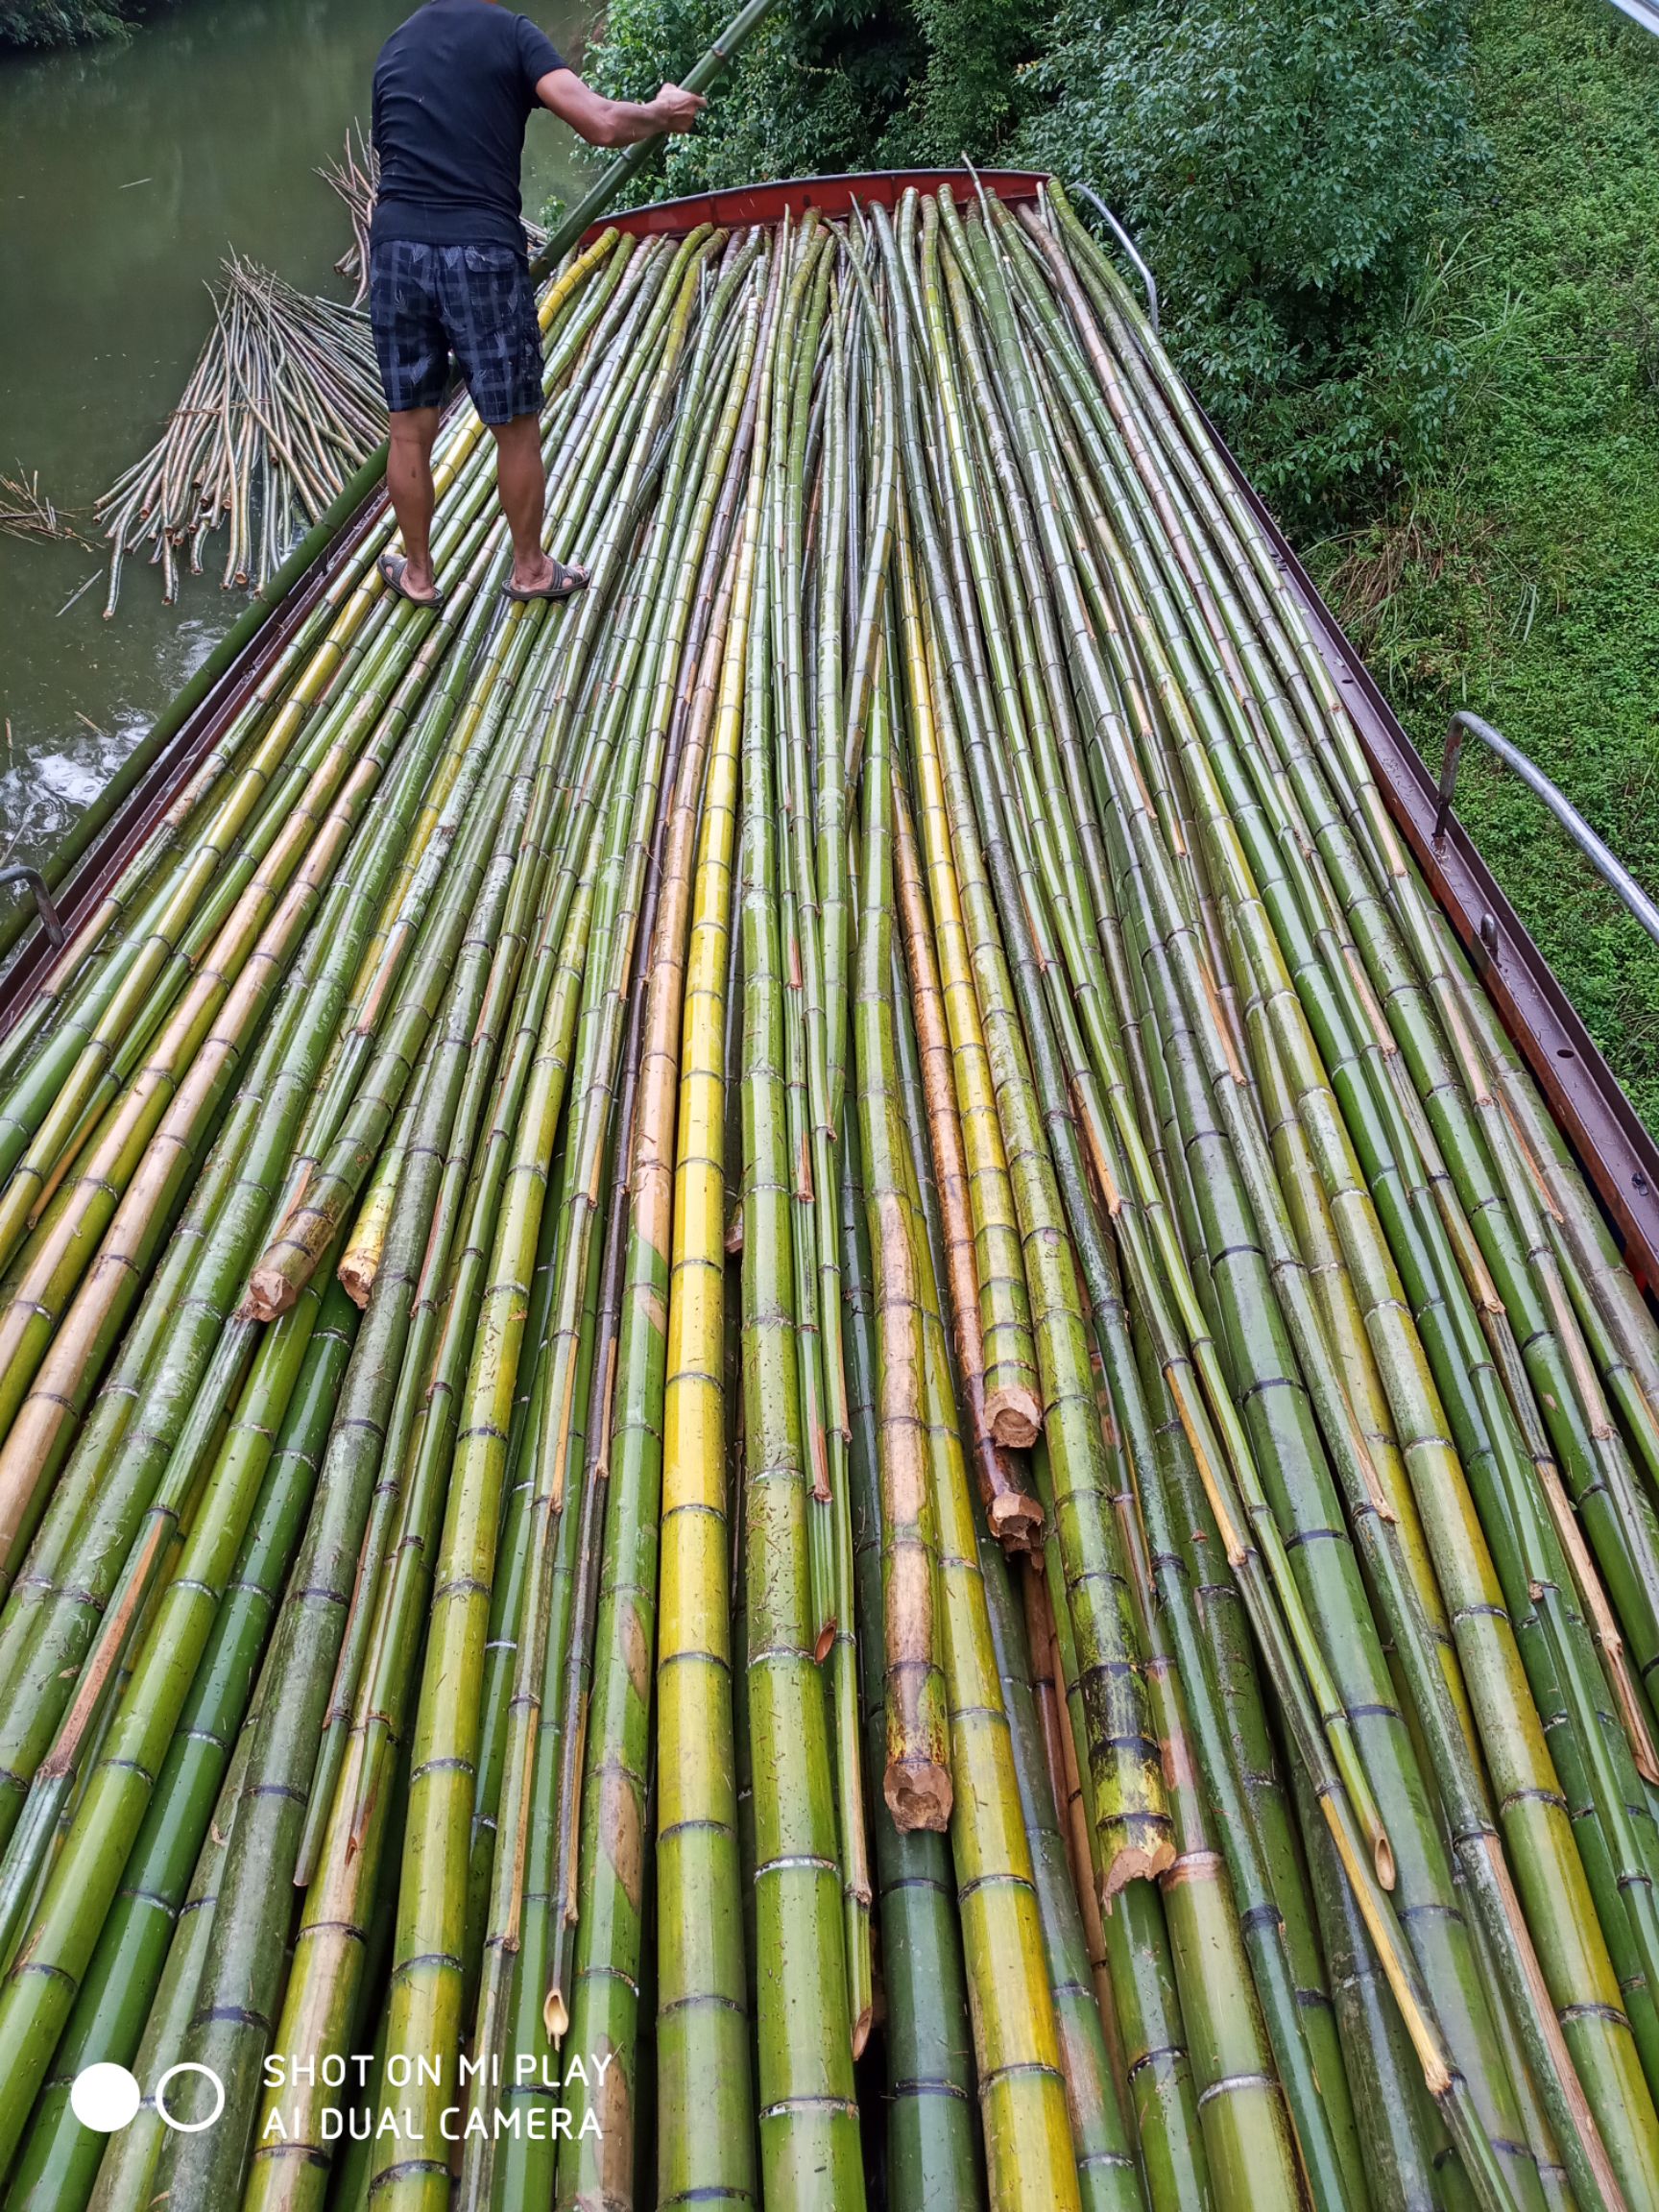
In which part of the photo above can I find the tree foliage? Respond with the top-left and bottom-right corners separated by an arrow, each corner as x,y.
0,0 -> 133,46
1022,0 -> 1481,520
587,0 -> 1039,191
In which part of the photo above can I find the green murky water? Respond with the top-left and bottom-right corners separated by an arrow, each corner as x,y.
0,0 -> 593,872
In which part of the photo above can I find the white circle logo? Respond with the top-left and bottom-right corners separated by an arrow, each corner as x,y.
69,2064 -> 143,2134
155,2063 -> 226,2133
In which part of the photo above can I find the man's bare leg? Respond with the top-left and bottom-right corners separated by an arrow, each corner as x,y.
491,412 -> 585,594
386,405 -> 442,603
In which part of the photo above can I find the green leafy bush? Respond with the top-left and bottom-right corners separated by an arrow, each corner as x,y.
0,0 -> 134,46
901,0 -> 1043,163
1021,0 -> 1481,523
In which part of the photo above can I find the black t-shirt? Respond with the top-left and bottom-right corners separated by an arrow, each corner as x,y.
371,0 -> 565,252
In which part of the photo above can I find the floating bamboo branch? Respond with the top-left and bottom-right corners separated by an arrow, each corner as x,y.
0,469 -> 88,547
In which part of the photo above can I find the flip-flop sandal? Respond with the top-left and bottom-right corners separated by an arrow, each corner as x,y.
501,559 -> 589,605
377,551 -> 444,609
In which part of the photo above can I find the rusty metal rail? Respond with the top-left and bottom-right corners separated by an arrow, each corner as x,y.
585,167 -> 1048,244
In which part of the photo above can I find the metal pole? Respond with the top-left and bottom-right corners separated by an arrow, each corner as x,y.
0,869 -> 65,950
1434,708 -> 1659,953
1070,181 -> 1159,336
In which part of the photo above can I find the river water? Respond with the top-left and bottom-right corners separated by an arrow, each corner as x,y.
0,0 -> 592,873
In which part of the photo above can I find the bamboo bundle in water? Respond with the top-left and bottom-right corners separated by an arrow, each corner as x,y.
0,180 -> 1658,2212
94,255 -> 385,613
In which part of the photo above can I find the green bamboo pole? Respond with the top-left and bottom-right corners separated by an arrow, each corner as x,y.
735,310 -> 864,2199
650,264 -> 774,2200
765,230 -> 874,2048
446,229 -> 731,2212
891,920 -> 1139,2212
556,268 -> 764,2207
369,234 -> 730,2212
891,770 -> 1043,1545
957,187 -> 1548,2212
1054,180 -> 1659,1775
82,1697 -> 256,2212
3,1281 -> 356,2212
250,542 -> 649,2198
1016,193 -> 1659,2202
854,652 -> 950,1837
1125,1322 -> 1375,2212
534,228 -> 759,2092
152,769 -> 548,2202
0,1253 -> 344,2172
891,980 -> 1082,2207
854,237 -> 1044,1485
883,199 -> 1174,1909
0,550 -> 514,1683
475,1157 -> 607,2212
240,228 -> 713,1327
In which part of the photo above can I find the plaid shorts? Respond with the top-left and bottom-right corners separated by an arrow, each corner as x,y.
370,238 -> 542,426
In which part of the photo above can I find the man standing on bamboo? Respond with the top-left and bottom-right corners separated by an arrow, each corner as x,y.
369,0 -> 704,606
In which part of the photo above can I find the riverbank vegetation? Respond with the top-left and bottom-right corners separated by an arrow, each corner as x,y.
595,0 -> 1659,1122
0,0 -> 136,47
1310,0 -> 1659,1126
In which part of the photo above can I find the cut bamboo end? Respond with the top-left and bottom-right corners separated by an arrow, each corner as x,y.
1101,1835 -> 1177,1905
987,1487 -> 1045,1553
245,1263 -> 300,1322
337,1251 -> 376,1309
984,1384 -> 1042,1450
851,2003 -> 873,2062
543,1988 -> 569,2044
883,1757 -> 953,1834
1373,1830 -> 1398,1892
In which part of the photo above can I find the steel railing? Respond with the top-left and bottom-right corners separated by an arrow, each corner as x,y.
1433,709 -> 1659,952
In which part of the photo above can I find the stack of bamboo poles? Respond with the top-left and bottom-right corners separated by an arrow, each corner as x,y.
319,125 -> 379,308
1,181 -> 1658,2212
95,255 -> 384,613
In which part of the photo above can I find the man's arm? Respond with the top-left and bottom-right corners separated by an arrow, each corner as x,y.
535,70 -> 707,150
